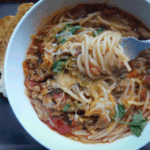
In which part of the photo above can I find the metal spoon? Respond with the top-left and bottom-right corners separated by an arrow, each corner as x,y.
121,37 -> 150,60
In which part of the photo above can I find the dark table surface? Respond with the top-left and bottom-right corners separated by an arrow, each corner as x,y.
0,0 -> 150,150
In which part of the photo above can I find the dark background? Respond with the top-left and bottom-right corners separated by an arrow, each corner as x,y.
0,0 -> 150,150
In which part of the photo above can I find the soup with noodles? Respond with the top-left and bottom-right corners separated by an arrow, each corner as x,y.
23,3 -> 150,143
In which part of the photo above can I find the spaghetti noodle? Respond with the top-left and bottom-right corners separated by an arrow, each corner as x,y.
23,3 -> 150,143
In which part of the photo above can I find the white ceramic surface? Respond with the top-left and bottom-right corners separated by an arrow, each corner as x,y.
4,0 -> 150,149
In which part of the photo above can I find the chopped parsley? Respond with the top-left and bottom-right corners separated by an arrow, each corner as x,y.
114,110 -> 148,137
55,34 -> 66,45
55,24 -> 82,45
97,28 -> 105,34
62,23 -> 71,32
92,32 -> 96,37
70,25 -> 82,34
113,104 -> 125,119
63,104 -> 70,111
93,28 -> 105,37
55,32 -> 69,45
52,59 -> 68,74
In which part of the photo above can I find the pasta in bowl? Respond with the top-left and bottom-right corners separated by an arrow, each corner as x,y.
5,0 -> 150,149
23,3 -> 150,143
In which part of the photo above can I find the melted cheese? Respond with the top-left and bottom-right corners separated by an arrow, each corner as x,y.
57,73 -> 77,89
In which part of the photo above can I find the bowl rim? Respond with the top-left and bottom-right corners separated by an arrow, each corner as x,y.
4,0 -> 150,150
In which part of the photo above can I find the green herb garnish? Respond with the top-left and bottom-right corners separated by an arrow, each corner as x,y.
70,25 -> 82,34
52,59 -> 68,73
97,28 -> 105,34
92,32 -> 96,37
63,104 -> 70,111
55,33 -> 67,45
55,24 -> 82,45
113,104 -> 125,119
114,110 -> 148,137
58,38 -> 66,45
93,28 -> 105,37
62,23 -> 71,32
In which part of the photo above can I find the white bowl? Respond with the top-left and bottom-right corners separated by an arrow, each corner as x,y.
4,0 -> 150,149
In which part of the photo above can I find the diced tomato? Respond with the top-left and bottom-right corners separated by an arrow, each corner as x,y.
25,80 -> 41,90
38,45 -> 44,53
29,81 -> 39,87
143,75 -> 150,85
140,87 -> 147,101
89,63 -> 100,76
55,119 -> 72,135
46,116 -> 72,135
53,93 -> 62,100
128,70 -> 138,78
32,99 -> 72,135
53,93 -> 66,101
75,50 -> 81,56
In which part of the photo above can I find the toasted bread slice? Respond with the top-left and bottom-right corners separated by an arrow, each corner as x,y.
0,3 -> 34,98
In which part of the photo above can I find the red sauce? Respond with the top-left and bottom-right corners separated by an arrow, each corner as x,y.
53,93 -> 63,100
22,3 -> 150,143
140,87 -> 147,101
89,63 -> 100,76
46,116 -> 72,135
143,75 -> 150,85
39,45 -> 44,53
75,50 -> 81,56
29,81 -> 39,87
128,70 -> 138,78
